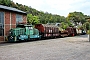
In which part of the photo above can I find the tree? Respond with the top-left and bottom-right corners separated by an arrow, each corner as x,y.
0,0 -> 11,6
67,11 -> 86,26
27,14 -> 40,25
11,1 -> 18,8
1,0 -> 88,26
61,22 -> 69,29
83,22 -> 90,30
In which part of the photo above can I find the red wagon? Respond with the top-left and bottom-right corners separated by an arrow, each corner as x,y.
66,27 -> 77,36
35,24 -> 59,38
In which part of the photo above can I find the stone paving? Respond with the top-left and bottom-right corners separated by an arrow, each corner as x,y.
0,35 -> 90,60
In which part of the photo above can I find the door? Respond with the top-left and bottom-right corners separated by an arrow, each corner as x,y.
0,12 -> 4,36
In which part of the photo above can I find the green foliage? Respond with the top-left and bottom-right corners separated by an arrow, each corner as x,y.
67,11 -> 86,25
0,0 -> 11,6
83,22 -> 90,30
0,0 -> 66,24
65,19 -> 74,27
11,1 -> 18,8
0,1 -> 89,26
27,14 -> 40,25
61,22 -> 69,29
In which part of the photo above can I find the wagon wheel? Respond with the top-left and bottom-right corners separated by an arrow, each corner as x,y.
62,35 -> 65,38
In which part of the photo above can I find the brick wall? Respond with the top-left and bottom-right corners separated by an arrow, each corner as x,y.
0,36 -> 4,42
11,12 -> 16,29
11,12 -> 16,24
5,11 -> 10,36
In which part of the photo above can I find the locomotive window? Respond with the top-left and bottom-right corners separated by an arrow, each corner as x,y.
0,12 -> 4,36
28,27 -> 33,30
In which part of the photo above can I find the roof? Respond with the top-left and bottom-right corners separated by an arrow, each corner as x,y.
0,5 -> 26,14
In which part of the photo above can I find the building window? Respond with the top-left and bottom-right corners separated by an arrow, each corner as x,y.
16,14 -> 23,25
0,12 -> 4,36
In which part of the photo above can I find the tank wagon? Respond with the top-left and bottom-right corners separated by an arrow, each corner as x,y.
7,24 -> 41,42
35,24 -> 59,38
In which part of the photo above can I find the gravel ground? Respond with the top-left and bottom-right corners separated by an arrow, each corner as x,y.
0,35 -> 90,60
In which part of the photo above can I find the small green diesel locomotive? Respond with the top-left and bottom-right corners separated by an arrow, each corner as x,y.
7,24 -> 41,42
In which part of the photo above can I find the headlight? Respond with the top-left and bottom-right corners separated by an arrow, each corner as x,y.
9,31 -> 12,35
9,32 -> 11,34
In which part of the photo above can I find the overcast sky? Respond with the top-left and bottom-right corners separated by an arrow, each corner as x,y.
13,0 -> 90,17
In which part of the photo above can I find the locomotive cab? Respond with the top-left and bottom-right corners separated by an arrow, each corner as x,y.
24,25 -> 41,40
16,24 -> 41,40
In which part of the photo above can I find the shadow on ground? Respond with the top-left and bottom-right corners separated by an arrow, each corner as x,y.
0,34 -> 88,46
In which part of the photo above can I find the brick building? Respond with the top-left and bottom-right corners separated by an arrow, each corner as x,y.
0,5 -> 27,42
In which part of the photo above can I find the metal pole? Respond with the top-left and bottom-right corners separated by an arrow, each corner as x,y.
89,23 -> 90,42
89,34 -> 90,42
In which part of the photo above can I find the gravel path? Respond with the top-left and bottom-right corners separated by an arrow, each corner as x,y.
0,35 -> 90,60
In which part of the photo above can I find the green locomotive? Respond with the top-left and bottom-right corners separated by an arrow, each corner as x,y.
8,24 -> 41,42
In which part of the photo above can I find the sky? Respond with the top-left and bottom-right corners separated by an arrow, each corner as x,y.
13,0 -> 90,17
